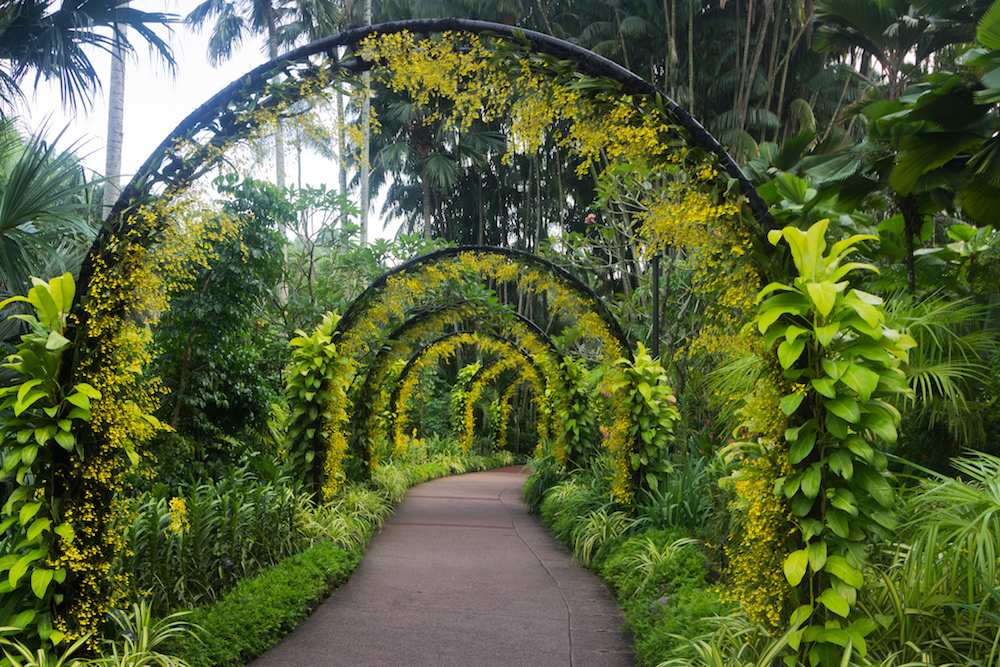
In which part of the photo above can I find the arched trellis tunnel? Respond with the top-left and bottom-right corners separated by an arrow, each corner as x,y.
14,17 -> 775,642
312,245 -> 642,498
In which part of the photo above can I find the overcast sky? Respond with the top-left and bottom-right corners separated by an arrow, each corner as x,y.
25,0 -> 267,176
22,1 -> 398,241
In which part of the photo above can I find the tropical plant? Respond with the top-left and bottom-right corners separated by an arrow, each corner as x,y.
0,274 -> 104,649
0,121 -> 97,344
0,0 -> 175,111
757,219 -> 914,663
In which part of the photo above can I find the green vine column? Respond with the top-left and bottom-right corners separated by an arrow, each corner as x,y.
610,345 -> 679,495
284,313 -> 353,499
758,220 -> 914,664
0,276 -> 102,647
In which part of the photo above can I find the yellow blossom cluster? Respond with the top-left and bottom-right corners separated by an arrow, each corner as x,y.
55,187 -> 242,641
361,31 -> 675,176
167,497 -> 190,536
722,445 -> 795,631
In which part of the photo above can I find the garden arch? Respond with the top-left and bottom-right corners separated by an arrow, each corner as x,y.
32,18 -> 772,641
320,245 -> 634,489
386,329 -> 546,453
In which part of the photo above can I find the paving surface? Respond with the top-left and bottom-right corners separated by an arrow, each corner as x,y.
250,466 -> 635,666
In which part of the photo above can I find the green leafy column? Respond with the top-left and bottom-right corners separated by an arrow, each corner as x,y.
611,345 -> 679,495
758,220 -> 914,664
0,276 -> 102,647
284,313 -> 353,499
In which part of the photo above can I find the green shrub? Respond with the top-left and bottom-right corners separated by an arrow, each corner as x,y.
522,453 -> 563,514
119,468 -> 306,614
599,529 -> 703,599
165,541 -> 359,667
628,587 -> 733,665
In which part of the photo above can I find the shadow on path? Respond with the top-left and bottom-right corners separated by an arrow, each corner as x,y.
250,466 -> 635,666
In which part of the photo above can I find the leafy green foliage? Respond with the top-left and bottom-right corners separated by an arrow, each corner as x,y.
759,220 -> 914,664
151,178 -> 284,467
0,274 -> 101,648
283,312 -> 351,496
164,541 -> 359,667
119,468 -> 306,615
611,345 -> 680,493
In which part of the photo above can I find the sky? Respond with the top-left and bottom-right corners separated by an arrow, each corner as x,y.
23,0 -> 398,241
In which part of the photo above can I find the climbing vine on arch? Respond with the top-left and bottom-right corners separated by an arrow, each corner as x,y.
3,17 -> 772,648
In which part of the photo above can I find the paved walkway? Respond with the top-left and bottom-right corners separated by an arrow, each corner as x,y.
250,466 -> 635,666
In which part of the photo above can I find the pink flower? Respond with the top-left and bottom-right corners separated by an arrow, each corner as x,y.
585,214 -> 597,224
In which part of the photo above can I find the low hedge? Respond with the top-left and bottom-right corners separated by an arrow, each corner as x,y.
165,541 -> 361,667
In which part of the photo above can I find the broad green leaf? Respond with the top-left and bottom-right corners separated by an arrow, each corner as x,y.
49,273 -> 74,312
825,554 -> 865,589
778,338 -> 806,369
54,430 -> 75,451
861,412 -> 898,445
827,508 -> 850,538
844,435 -> 874,462
808,541 -> 827,573
789,430 -> 817,465
855,466 -> 895,508
781,392 -> 805,416
9,551 -> 42,588
806,282 -> 838,317
811,378 -> 837,398
16,379 -> 42,406
821,359 -> 848,381
757,281 -> 794,302
830,262 -> 879,282
828,449 -> 854,479
784,549 -> 809,586
19,501 -> 41,524
30,568 -> 53,599
801,464 -> 822,499
801,518 -> 824,541
841,363 -> 880,402
65,392 -> 90,410
645,473 -> 659,492
826,412 -> 849,439
26,518 -> 51,541
28,283 -> 59,328
20,443 -> 38,467
74,383 -> 101,399
830,490 -> 858,516
45,331 -> 70,351
826,396 -> 861,423
814,322 -> 840,347
14,390 -> 47,416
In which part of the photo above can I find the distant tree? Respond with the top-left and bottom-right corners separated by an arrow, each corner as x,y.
152,177 -> 284,460
187,0 -> 288,185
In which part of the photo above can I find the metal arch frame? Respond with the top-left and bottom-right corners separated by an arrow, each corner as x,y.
335,245 -> 633,362
386,329 -> 547,445
354,302 -> 563,429
76,17 -> 774,330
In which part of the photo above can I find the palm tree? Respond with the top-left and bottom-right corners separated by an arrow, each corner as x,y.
187,0 -> 288,186
0,0 -> 175,113
0,120 -> 98,344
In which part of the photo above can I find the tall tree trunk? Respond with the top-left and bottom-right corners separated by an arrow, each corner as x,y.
263,0 -> 285,187
899,194 -> 920,294
103,6 -> 127,214
688,0 -> 695,116
360,0 -> 372,243
337,90 -> 350,241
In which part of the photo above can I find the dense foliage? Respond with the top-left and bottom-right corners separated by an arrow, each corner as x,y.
5,0 -> 1000,665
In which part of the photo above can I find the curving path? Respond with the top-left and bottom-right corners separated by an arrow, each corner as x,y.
250,466 -> 635,666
